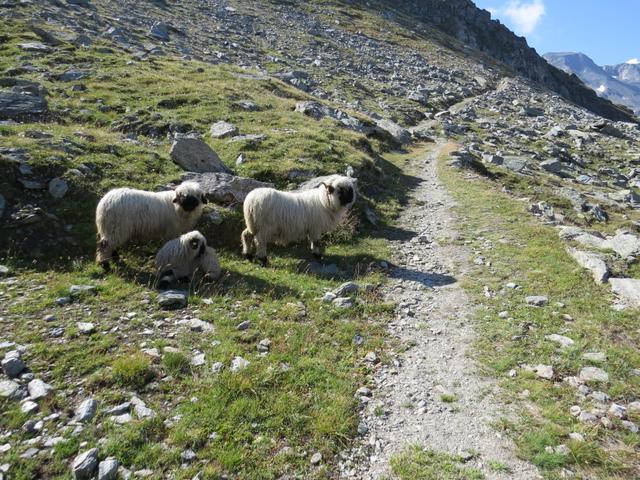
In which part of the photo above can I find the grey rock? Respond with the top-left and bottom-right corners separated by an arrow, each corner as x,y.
603,231 -> 640,258
209,121 -> 238,138
0,379 -> 22,398
481,153 -> 503,165
20,400 -> 39,414
579,367 -> 609,383
227,133 -> 267,145
334,282 -> 359,297
149,22 -> 170,41
609,278 -> 640,309
589,391 -> 610,403
232,100 -> 260,111
502,156 -> 529,173
236,320 -> 251,331
257,339 -> 271,352
72,448 -> 98,480
526,295 -> 548,306
0,264 -> 9,276
211,362 -> 224,374
20,447 -> 39,458
582,352 -> 606,362
2,350 -> 26,378
69,285 -> 97,296
179,318 -> 214,332
533,364 -> 554,380
133,403 -> 156,419
310,452 -> 322,465
332,297 -> 355,308
181,449 -> 196,463
566,248 -> 610,283
170,137 -> 232,174
191,353 -> 206,367
48,178 -> 69,199
98,458 -> 119,480
157,290 -> 187,310
622,420 -> 639,433
578,411 -> 599,423
230,356 -> 249,372
54,69 -> 91,82
0,86 -> 47,120
18,42 -> 52,52
374,118 -> 411,144
75,398 -> 98,422
77,322 -> 95,334
27,379 -> 53,400
540,159 -> 564,174
179,172 -> 272,204
545,334 -> 575,349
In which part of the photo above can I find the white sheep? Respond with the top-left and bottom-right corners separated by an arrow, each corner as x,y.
96,181 -> 206,269
241,175 -> 356,265
155,230 -> 221,288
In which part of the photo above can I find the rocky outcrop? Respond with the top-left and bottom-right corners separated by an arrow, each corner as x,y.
179,172 -> 273,204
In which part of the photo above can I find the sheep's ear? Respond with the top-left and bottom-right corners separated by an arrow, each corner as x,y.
320,182 -> 334,194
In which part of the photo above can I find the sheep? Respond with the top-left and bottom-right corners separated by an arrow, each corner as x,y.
241,175 -> 356,265
155,230 -> 221,289
96,181 -> 206,269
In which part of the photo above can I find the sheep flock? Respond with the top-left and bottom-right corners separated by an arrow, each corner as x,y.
95,175 -> 357,289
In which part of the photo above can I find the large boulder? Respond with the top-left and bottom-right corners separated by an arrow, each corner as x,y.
603,231 -> 640,258
373,118 -> 411,145
169,136 -> 233,174
179,172 -> 273,204
609,278 -> 640,309
567,248 -> 610,283
0,79 -> 47,120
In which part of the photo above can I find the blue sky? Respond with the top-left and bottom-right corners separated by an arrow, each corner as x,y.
473,0 -> 639,66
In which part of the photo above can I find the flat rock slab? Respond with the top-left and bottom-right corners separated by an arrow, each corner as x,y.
609,277 -> 640,309
180,171 -> 272,204
567,248 -> 610,283
209,121 -> 238,138
170,137 -> 233,174
0,88 -> 47,120
603,231 -> 640,258
579,366 -> 609,383
157,290 -> 187,310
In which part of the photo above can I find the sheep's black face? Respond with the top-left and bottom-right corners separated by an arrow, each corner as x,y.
178,194 -> 201,212
337,185 -> 354,206
197,242 -> 206,257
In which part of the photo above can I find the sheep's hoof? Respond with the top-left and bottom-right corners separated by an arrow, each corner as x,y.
257,256 -> 268,267
312,252 -> 323,261
243,253 -> 254,262
158,277 -> 172,290
99,260 -> 111,273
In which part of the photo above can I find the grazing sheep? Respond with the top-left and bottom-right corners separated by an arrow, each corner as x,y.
96,181 -> 206,269
241,175 -> 356,265
155,230 -> 221,289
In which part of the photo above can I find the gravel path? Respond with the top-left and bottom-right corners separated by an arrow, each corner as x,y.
340,144 -> 540,479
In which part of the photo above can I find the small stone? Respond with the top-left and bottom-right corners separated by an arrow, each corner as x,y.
589,391 -> 610,403
181,449 -> 197,463
332,297 -> 355,308
568,432 -> 584,442
627,401 -> 640,414
357,421 -> 369,435
236,320 -> 251,331
533,364 -> 554,380
44,314 -> 56,322
209,121 -> 238,139
622,420 -> 638,433
56,297 -> 71,306
21,400 -> 39,414
569,405 -> 581,416
230,356 -> 249,372
555,444 -> 570,455
333,282 -> 359,296
69,285 -> 97,296
48,177 -> 69,199
578,411 -> 598,423
20,447 -> 39,458
364,352 -> 378,363
498,311 -> 509,318
579,367 -> 609,383
545,334 -> 575,348
133,403 -> 156,419
179,318 -> 214,333
157,290 -> 187,310
75,398 -> 98,422
608,403 -> 626,419
2,350 -> 26,378
310,452 -> 322,465
191,353 -> 206,367
322,292 -> 337,303
98,458 -> 119,480
72,448 -> 98,480
211,362 -> 224,374
0,379 -> 22,398
77,322 -> 95,334
582,352 -> 606,363
257,339 -> 271,352
27,378 -> 53,400
526,295 -> 548,306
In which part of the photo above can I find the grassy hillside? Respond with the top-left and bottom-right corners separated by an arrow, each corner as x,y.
0,19 -> 418,479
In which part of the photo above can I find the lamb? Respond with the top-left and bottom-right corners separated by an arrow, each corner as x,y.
155,230 -> 221,288
96,181 -> 206,269
241,175 -> 356,265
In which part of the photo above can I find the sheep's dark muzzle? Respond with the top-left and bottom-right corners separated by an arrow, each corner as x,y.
180,195 -> 200,212
338,186 -> 354,206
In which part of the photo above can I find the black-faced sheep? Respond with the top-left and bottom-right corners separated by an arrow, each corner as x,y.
241,175 -> 356,265
155,230 -> 221,289
96,181 -> 206,269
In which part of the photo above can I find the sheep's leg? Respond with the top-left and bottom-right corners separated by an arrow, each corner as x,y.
157,270 -> 175,290
310,238 -> 324,260
253,233 -> 269,267
241,228 -> 255,261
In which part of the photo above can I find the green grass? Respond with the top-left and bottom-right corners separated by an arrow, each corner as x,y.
390,446 -> 484,480
440,393 -> 458,403
439,150 -> 640,479
0,17 -> 420,479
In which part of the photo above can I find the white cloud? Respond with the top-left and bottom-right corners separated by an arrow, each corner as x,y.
495,0 -> 546,36
626,58 -> 640,65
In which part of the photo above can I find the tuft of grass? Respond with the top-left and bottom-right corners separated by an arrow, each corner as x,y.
390,446 -> 484,480
440,393 -> 458,403
112,353 -> 154,389
162,351 -> 191,376
487,459 -> 510,473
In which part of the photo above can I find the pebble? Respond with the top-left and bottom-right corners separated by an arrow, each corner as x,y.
310,452 -> 322,465
257,339 -> 271,352
72,448 -> 98,480
545,334 -> 574,348
236,320 -> 251,331
2,350 -> 26,378
211,362 -> 224,373
579,367 -> 609,383
526,295 -> 548,306
75,398 -> 98,422
582,352 -> 606,362
77,322 -> 95,334
27,378 -> 53,400
533,364 -> 554,379
230,356 -> 250,372
20,400 -> 39,414
157,290 -> 187,309
333,297 -> 355,308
